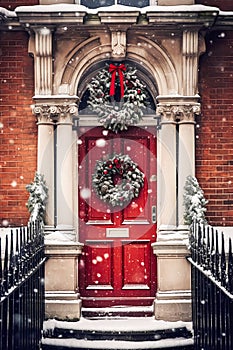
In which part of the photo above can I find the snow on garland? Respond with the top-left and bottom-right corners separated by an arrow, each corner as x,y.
183,175 -> 208,225
92,154 -> 144,207
26,172 -> 48,223
87,63 -> 147,133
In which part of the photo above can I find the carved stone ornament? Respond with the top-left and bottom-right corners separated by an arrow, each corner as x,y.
156,103 -> 200,122
111,31 -> 126,58
33,103 -> 78,125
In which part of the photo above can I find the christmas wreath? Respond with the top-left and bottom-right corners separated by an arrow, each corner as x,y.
87,64 -> 147,133
92,154 -> 144,207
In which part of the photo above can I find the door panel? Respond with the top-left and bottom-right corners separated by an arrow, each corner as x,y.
122,241 -> 151,289
85,241 -> 114,290
78,126 -> 157,307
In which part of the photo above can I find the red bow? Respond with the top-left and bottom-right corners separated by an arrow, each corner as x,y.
109,63 -> 126,99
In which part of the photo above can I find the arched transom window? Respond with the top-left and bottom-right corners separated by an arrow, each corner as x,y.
79,0 -> 157,8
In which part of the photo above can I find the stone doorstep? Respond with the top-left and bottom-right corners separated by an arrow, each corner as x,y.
42,317 -> 194,349
44,326 -> 192,341
41,337 -> 194,350
81,306 -> 154,319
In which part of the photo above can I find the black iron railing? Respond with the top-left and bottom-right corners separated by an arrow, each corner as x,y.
0,221 -> 46,350
188,222 -> 233,350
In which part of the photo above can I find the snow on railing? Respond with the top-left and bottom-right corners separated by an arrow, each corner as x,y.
188,221 -> 233,350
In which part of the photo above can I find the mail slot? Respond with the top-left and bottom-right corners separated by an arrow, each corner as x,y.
106,228 -> 129,238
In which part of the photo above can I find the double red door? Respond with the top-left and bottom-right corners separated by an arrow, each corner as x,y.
78,126 -> 157,307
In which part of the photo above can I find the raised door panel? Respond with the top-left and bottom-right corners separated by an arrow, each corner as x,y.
122,241 -> 151,290
84,241 -> 114,290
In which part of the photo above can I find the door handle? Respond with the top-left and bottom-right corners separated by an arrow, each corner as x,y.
152,205 -> 157,224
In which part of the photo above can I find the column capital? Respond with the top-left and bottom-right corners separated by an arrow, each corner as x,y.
33,105 -> 55,125
56,104 -> 78,125
156,95 -> 200,123
32,96 -> 79,125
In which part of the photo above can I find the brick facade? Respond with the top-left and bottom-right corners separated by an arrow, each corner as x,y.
196,28 -> 233,226
0,1 -> 233,227
0,31 -> 37,226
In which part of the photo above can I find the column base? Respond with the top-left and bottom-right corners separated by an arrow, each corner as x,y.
154,290 -> 192,322
44,239 -> 83,321
45,291 -> 82,321
152,230 -> 191,322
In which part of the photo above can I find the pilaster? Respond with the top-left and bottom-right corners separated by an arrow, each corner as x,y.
34,27 -> 53,95
182,31 -> 199,96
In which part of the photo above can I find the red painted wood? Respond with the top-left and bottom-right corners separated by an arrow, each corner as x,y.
78,126 -> 157,307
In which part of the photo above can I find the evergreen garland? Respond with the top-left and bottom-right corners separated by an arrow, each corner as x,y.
92,154 -> 144,207
183,175 -> 208,225
26,172 -> 48,224
87,64 -> 147,133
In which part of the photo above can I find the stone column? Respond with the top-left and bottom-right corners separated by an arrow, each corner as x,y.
33,105 -> 55,226
56,102 -> 78,230
156,104 -> 177,232
177,102 -> 200,227
152,96 -> 199,321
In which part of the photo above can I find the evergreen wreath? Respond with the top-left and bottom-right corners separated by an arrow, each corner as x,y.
87,64 -> 147,133
92,154 -> 144,207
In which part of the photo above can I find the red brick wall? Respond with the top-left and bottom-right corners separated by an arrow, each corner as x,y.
196,0 -> 232,11
196,30 -> 233,226
0,30 -> 37,226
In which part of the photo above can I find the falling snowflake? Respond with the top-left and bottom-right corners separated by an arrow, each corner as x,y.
80,188 -> 91,199
96,138 -> 106,147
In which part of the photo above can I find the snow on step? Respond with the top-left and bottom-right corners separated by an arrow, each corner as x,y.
42,317 -> 193,349
43,317 -> 192,333
42,337 -> 194,349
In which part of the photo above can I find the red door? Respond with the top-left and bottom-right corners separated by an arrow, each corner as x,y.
78,126 -> 157,307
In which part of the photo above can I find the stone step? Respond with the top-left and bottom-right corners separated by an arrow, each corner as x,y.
42,317 -> 194,350
81,306 -> 154,319
42,337 -> 194,350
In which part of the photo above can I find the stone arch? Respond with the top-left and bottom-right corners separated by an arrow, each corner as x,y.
57,35 -> 178,98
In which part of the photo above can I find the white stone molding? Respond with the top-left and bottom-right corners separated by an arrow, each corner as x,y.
98,8 -> 139,25
34,27 -> 53,95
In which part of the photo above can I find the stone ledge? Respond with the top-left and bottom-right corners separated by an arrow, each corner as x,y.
45,298 -> 82,321
45,241 -> 84,257
152,241 -> 190,256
